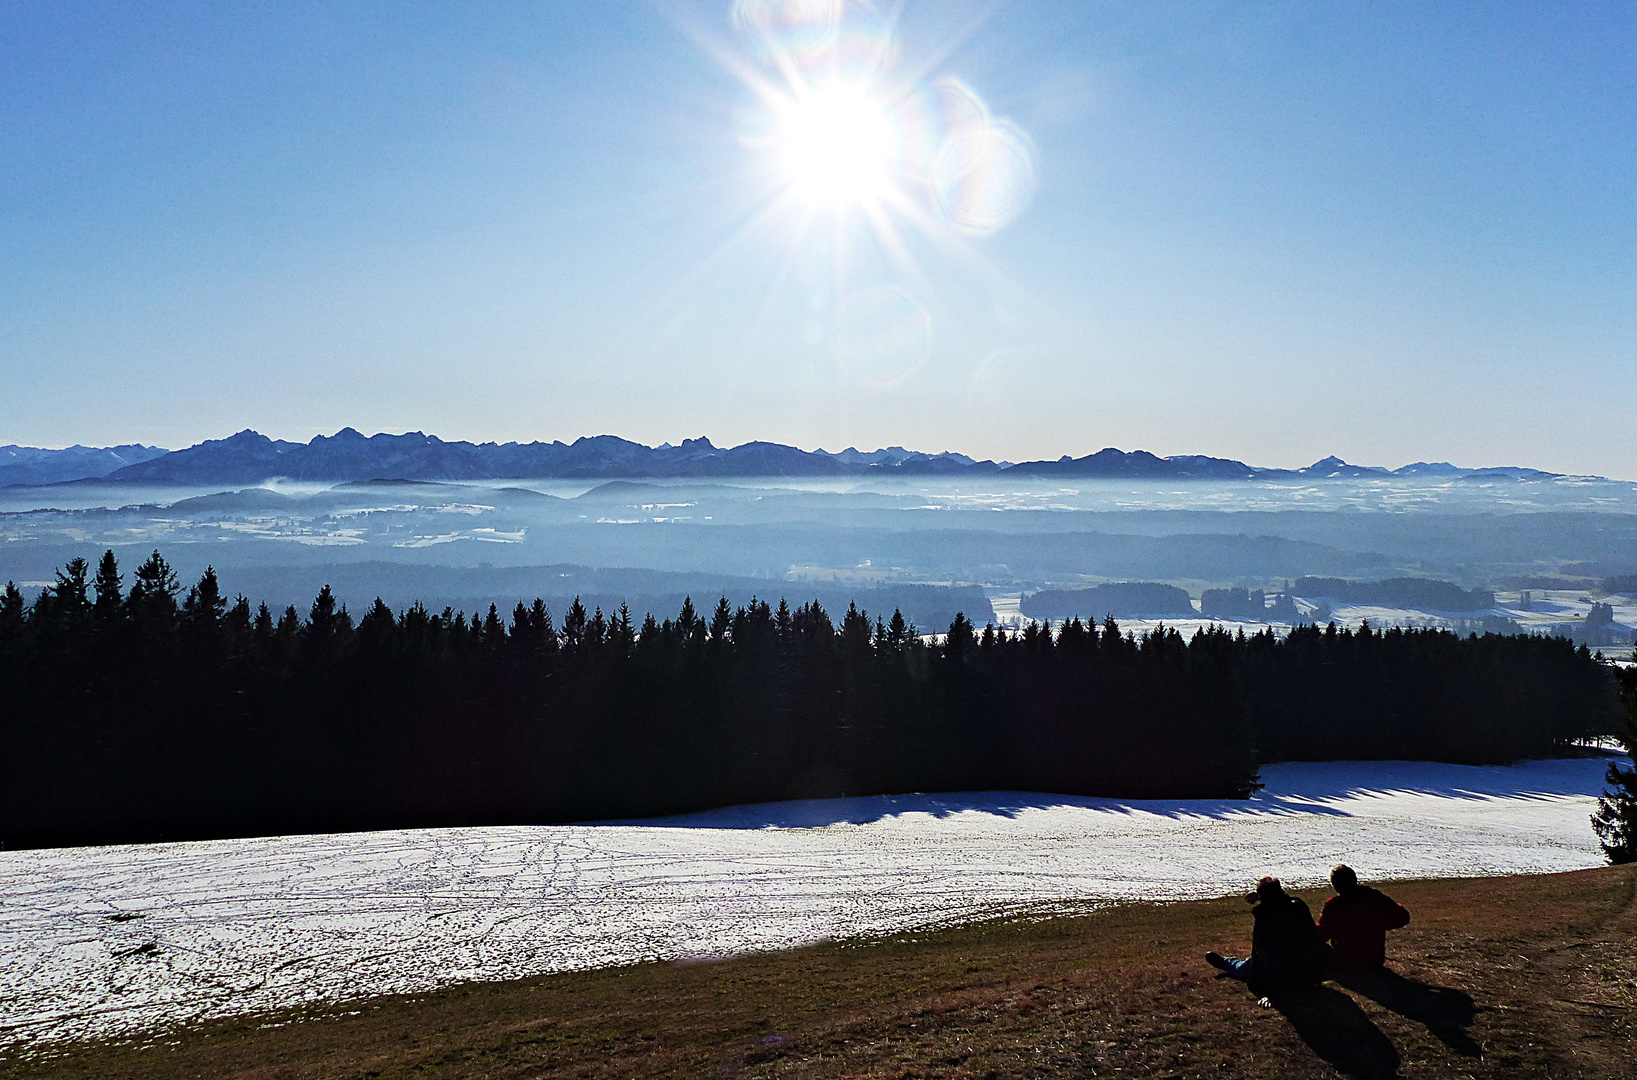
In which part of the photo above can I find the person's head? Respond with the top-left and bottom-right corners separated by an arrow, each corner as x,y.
1252,876 -> 1285,903
1330,864 -> 1359,894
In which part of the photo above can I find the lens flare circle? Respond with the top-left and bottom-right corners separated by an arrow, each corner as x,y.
931,120 -> 1036,236
835,286 -> 931,387
774,83 -> 898,207
732,0 -> 842,61
925,78 -> 1037,237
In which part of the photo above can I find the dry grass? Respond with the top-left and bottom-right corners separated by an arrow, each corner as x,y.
5,865 -> 1635,1080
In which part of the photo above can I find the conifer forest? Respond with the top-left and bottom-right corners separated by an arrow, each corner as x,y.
0,550 -> 1621,849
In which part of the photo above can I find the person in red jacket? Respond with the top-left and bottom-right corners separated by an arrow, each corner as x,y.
1317,864 -> 1410,970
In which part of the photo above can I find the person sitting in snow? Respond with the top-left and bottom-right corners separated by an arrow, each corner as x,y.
1316,864 -> 1410,971
1206,876 -> 1329,1005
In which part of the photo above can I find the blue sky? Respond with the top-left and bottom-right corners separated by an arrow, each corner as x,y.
2,1 -> 1633,474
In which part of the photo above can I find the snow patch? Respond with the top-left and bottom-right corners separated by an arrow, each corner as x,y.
0,755 -> 1622,1047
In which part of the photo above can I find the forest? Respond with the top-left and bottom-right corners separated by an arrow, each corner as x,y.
0,550 -> 1621,849
1289,576 -> 1495,611
1020,582 -> 1194,620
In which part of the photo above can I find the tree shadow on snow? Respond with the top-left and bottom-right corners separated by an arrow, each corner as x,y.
607,789 -> 1355,829
1258,753 -> 1624,805
604,753 -> 1620,829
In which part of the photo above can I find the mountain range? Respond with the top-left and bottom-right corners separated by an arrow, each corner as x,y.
0,443 -> 171,488
0,429 -> 1575,487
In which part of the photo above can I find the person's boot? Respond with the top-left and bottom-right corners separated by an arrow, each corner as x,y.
1205,951 -> 1231,971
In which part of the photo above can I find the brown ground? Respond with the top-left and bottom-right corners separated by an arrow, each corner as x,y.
5,865 -> 1634,1080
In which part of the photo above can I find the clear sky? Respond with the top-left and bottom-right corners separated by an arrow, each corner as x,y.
3,1 -> 1634,474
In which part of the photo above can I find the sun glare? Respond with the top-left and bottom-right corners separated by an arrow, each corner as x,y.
705,0 -> 1039,386
729,3 -> 1035,233
774,84 -> 897,208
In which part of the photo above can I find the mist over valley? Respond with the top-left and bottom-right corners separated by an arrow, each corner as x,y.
3,431 -> 1635,645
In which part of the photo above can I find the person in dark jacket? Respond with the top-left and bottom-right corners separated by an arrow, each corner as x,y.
1206,876 -> 1329,1004
1317,864 -> 1410,970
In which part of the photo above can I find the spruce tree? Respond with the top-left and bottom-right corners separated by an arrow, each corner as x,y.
92,551 -> 123,622
562,597 -> 588,650
0,581 -> 25,634
709,596 -> 733,644
252,603 -> 275,644
52,557 -> 91,613
612,603 -> 636,656
226,595 -> 252,639
1592,653 -> 1637,863
128,550 -> 180,624
304,585 -> 349,641
182,567 -> 227,626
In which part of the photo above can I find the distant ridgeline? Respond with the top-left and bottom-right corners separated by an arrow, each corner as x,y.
0,428 -> 1586,486
0,551 -> 1620,848
0,443 -> 167,487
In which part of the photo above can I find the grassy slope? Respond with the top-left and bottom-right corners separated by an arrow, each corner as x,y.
5,866 -> 1634,1080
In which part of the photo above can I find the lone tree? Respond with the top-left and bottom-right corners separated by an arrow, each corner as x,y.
1593,649 -> 1637,863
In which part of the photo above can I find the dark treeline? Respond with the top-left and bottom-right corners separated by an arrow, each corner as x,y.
1021,582 -> 1195,621
1290,576 -> 1495,612
0,551 -> 1620,849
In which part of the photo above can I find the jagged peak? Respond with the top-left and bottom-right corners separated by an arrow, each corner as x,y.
14,431 -> 1594,486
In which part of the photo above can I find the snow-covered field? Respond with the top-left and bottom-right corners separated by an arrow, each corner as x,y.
0,756 -> 1622,1047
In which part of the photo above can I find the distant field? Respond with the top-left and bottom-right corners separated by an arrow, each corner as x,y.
7,866 -> 1634,1079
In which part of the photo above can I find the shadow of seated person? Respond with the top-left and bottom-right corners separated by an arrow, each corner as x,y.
1272,985 -> 1402,1080
1334,967 -> 1482,1058
1318,864 -> 1481,1058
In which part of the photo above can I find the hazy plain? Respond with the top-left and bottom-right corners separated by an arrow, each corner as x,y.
3,474 -> 1636,630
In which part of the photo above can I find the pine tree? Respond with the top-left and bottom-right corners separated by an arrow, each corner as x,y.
945,611 -> 976,660
709,597 -> 733,644
528,598 -> 558,653
252,603 -> 275,645
562,597 -> 588,650
611,603 -> 636,657
52,557 -> 91,613
0,581 -> 25,629
1593,654 -> 1637,863
127,550 -> 180,625
358,598 -> 398,654
305,585 -> 347,637
276,605 -> 301,641
482,603 -> 504,643
92,551 -> 123,623
226,595 -> 252,640
182,567 -> 227,626
886,608 -> 908,649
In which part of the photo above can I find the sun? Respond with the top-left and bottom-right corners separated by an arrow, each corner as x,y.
771,83 -> 899,208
